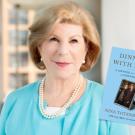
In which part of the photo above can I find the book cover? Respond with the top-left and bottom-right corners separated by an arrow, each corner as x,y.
100,47 -> 135,125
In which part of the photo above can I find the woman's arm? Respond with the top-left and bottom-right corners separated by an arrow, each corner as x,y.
0,93 -> 15,135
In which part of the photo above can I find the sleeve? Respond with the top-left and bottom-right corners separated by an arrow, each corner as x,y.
109,122 -> 131,135
0,93 -> 16,135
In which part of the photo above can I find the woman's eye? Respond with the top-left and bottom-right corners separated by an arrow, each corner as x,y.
70,39 -> 78,43
49,37 -> 59,42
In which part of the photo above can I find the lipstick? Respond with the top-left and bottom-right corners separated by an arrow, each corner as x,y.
55,62 -> 70,68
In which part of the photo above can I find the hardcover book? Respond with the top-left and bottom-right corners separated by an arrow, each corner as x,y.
100,47 -> 135,125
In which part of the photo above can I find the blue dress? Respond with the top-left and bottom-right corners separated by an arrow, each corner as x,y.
0,79 -> 130,135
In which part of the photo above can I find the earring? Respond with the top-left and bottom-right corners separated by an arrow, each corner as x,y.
82,60 -> 85,64
40,57 -> 43,62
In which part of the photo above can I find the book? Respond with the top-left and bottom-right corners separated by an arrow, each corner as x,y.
100,47 -> 135,125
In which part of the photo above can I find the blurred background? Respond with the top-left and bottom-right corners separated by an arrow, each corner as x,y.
0,0 -> 135,134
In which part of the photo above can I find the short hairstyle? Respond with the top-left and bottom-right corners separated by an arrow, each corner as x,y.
28,1 -> 100,72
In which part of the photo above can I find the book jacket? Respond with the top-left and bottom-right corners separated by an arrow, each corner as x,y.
100,47 -> 135,125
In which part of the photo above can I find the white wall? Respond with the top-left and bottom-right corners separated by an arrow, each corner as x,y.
101,0 -> 135,134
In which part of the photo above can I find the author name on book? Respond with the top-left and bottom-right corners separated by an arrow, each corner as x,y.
105,108 -> 135,117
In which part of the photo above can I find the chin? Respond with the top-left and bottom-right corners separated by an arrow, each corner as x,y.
53,71 -> 76,80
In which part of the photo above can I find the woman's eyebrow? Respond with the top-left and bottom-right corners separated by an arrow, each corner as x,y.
48,34 -> 58,37
70,35 -> 83,38
48,34 -> 83,39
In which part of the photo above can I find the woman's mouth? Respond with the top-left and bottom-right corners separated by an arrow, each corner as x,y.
54,62 -> 71,68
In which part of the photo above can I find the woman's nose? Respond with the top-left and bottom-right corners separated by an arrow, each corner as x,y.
57,43 -> 69,56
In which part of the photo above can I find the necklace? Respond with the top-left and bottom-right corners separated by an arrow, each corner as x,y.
39,76 -> 83,119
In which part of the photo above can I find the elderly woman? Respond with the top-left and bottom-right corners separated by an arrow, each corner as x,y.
0,1 -> 130,135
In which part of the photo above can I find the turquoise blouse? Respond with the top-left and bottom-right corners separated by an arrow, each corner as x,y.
0,79 -> 130,135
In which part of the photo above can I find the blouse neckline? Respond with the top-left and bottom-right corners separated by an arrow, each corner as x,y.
35,78 -> 91,118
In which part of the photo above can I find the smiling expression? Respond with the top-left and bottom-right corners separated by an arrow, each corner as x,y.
38,23 -> 88,79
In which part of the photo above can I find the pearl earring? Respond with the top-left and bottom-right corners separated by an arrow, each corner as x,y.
82,60 -> 85,64
40,57 -> 43,62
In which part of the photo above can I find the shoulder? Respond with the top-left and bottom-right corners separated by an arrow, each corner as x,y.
0,80 -> 41,134
89,80 -> 104,91
4,80 -> 40,106
1,80 -> 40,117
86,79 -> 104,106
88,80 -> 104,98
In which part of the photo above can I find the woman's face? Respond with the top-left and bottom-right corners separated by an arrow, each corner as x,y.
38,23 -> 88,79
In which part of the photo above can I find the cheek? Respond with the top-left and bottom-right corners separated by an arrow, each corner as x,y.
74,48 -> 87,67
73,51 -> 84,66
41,46 -> 54,58
76,47 -> 87,59
39,48 -> 51,66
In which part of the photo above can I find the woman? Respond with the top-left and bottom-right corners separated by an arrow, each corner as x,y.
0,1 -> 130,135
